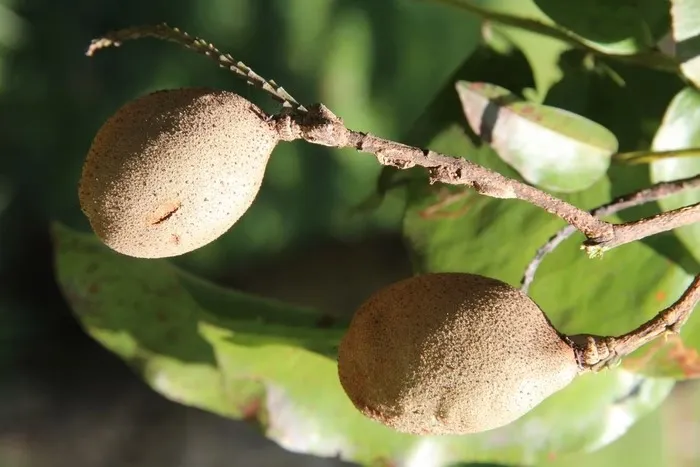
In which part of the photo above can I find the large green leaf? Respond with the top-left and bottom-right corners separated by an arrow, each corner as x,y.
53,223 -> 676,465
671,0 -> 700,87
650,87 -> 700,264
456,80 -> 617,192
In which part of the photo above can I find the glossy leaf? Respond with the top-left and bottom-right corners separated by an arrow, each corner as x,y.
671,0 -> 700,87
457,81 -> 617,192
650,87 -> 700,264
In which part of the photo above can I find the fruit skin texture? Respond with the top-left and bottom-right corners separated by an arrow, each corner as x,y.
79,87 -> 279,259
337,272 -> 580,435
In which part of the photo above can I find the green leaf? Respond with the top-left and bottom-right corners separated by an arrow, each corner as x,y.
671,0 -> 700,87
456,81 -> 617,192
431,0 -> 677,70
650,87 -> 700,264
534,0 -> 670,55
52,223 -> 403,464
52,223 -> 676,465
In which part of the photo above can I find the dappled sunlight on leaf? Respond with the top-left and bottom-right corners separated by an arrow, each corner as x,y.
456,81 -> 616,192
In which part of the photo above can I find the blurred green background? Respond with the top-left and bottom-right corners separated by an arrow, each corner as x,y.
1,0 -> 699,466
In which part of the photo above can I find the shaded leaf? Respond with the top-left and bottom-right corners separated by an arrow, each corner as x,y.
650,87 -> 700,263
431,0 -> 677,67
534,0 -> 670,55
456,81 -> 617,192
671,0 -> 700,87
544,49 -> 684,156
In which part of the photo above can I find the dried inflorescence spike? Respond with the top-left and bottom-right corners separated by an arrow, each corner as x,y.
79,87 -> 279,258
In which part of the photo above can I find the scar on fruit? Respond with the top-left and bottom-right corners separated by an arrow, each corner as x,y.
146,200 -> 182,226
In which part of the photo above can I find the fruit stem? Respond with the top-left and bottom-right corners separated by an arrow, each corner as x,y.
86,23 -> 307,112
571,274 -> 700,372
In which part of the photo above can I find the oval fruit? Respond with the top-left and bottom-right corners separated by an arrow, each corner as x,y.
338,272 -> 581,435
79,87 -> 279,258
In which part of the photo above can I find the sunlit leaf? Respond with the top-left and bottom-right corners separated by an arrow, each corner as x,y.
671,0 -> 700,88
457,81 -> 617,192
650,87 -> 700,263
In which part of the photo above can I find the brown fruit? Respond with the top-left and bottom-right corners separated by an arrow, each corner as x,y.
78,87 -> 279,258
337,272 -> 580,435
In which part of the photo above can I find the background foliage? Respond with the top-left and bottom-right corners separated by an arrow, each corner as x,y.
2,0 -> 700,466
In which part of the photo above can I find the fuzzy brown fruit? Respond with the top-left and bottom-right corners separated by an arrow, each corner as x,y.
78,87 -> 279,258
337,272 -> 581,435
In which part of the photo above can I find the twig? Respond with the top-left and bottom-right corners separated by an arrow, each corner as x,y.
85,24 -> 613,241
86,23 -> 306,111
584,202 -> 700,254
276,105 -> 700,251
273,105 -> 613,240
521,174 -> 700,293
571,274 -> 700,372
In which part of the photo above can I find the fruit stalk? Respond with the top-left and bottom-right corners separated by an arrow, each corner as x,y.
574,273 -> 700,371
